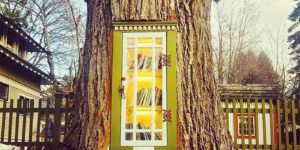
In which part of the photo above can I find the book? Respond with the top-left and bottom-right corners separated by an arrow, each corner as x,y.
136,88 -> 162,106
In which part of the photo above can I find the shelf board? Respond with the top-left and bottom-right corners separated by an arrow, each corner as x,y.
126,106 -> 162,111
127,70 -> 162,77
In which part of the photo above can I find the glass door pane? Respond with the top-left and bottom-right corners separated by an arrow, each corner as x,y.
121,32 -> 166,146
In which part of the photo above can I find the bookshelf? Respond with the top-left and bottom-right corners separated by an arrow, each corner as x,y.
120,32 -> 167,146
111,23 -> 177,150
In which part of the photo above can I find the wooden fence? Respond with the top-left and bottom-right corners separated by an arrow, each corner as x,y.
0,93 -> 72,150
222,99 -> 300,150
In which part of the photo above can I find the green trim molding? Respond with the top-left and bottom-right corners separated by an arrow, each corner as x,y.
111,23 -> 177,150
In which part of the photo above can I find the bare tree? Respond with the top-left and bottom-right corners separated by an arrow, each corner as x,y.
264,23 -> 294,97
4,0 -> 86,86
211,0 -> 259,84
0,0 -> 29,28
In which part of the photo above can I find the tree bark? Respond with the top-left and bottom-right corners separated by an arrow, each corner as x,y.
175,1 -> 232,149
64,0 -> 112,149
65,0 -> 234,149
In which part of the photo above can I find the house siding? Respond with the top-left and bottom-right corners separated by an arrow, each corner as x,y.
0,68 -> 41,142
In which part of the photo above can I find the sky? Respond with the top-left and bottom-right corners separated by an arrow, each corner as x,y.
55,0 -> 298,80
257,0 -> 296,56
211,0 -> 298,85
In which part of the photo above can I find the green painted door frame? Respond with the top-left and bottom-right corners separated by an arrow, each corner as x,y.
111,26 -> 177,150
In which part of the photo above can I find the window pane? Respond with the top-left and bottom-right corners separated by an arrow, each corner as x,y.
0,82 -> 8,100
126,133 -> 133,141
155,132 -> 163,140
136,132 -> 152,141
155,38 -> 162,45
137,38 -> 152,45
136,114 -> 152,129
127,38 -> 135,45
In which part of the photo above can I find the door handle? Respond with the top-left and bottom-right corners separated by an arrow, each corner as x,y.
119,77 -> 126,99
118,85 -> 126,99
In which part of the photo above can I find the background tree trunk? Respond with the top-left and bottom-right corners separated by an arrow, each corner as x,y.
65,0 -> 234,149
64,0 -> 112,149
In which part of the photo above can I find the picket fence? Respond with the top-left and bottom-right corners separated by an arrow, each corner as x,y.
223,99 -> 300,150
0,93 -> 72,150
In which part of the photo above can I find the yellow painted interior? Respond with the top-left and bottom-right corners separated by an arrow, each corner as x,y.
125,36 -> 163,134
137,38 -> 152,44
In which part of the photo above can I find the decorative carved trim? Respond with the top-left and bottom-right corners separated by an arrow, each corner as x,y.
114,25 -> 176,31
162,54 -> 171,67
113,22 -> 177,31
163,109 -> 172,122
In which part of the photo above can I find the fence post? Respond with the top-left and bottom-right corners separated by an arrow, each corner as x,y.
53,92 -> 64,149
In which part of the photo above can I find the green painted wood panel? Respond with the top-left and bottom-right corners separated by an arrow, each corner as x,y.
111,29 -> 177,150
111,31 -> 130,150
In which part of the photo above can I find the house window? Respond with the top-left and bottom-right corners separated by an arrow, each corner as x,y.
236,113 -> 256,138
0,82 -> 9,101
19,96 -> 32,115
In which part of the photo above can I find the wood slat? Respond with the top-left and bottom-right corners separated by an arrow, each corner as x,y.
262,99 -> 267,150
240,99 -> 245,150
269,100 -> 275,150
1,99 -> 7,142
7,99 -> 13,143
64,97 -> 69,136
21,98 -> 27,150
28,100 -> 34,149
53,93 -> 63,149
0,96 -> 71,149
291,100 -> 297,149
255,99 -> 259,149
36,99 -> 42,150
14,99 -> 20,143
284,100 -> 289,149
233,99 -> 237,145
247,99 -> 253,150
277,100 -> 282,149
45,100 -> 50,143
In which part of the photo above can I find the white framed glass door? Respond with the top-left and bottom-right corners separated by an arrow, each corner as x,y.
120,32 -> 167,146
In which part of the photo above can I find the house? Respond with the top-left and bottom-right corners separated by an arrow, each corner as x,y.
0,13 -> 52,142
219,84 -> 282,149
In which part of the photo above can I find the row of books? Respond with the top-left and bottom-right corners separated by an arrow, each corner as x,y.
125,132 -> 162,141
136,87 -> 162,106
126,123 -> 133,129
128,53 -> 163,70
137,123 -> 151,140
125,123 -> 162,141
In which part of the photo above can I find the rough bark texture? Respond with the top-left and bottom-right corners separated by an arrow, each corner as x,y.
65,0 -> 234,149
175,1 -> 233,149
64,0 -> 112,149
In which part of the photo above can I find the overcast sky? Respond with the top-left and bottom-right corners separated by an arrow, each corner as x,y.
211,0 -> 298,80
257,0 -> 296,68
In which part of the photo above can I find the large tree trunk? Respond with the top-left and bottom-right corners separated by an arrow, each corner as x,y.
64,0 -> 112,149
65,0 -> 234,149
